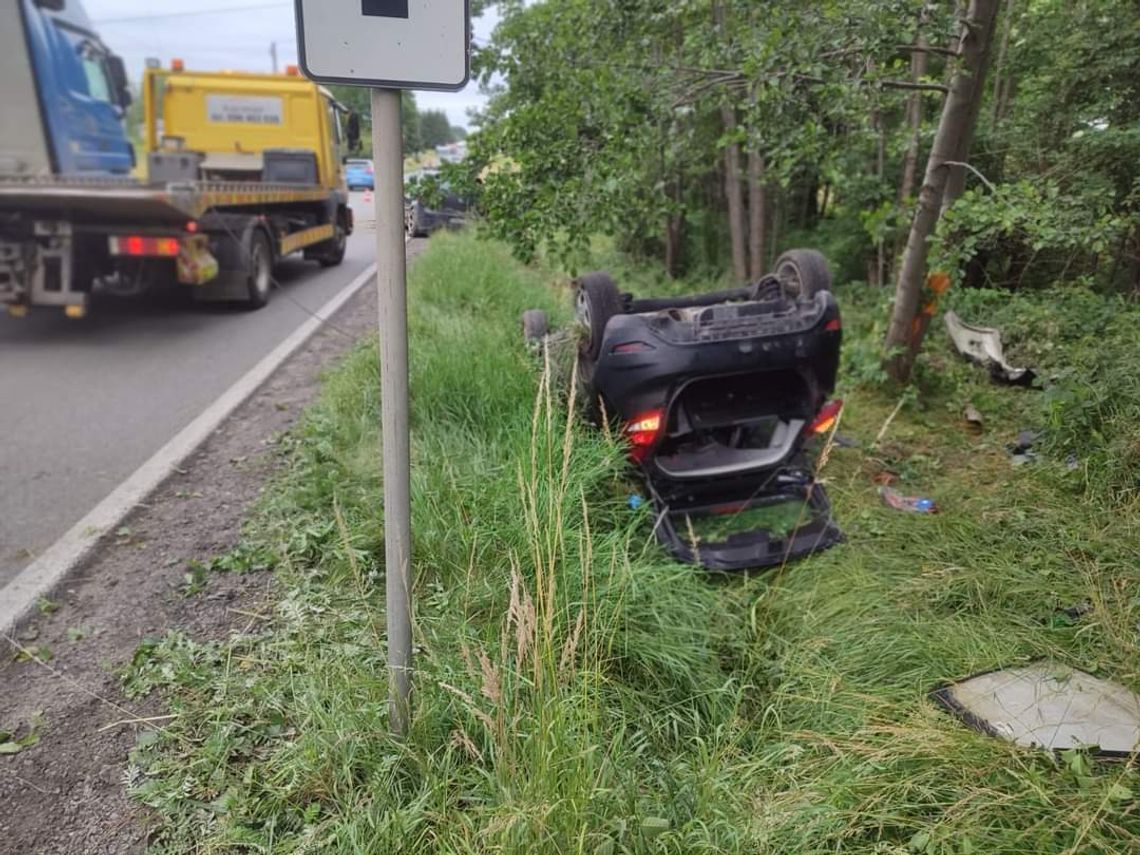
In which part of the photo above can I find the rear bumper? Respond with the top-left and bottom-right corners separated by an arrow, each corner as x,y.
592,293 -> 841,423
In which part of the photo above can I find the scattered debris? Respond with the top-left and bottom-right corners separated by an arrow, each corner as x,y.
1066,453 -> 1081,472
1008,429 -> 1041,466
945,311 -> 1036,386
963,404 -> 984,432
879,486 -> 938,513
1053,600 -> 1093,625
833,433 -> 860,449
521,308 -> 549,345
933,663 -> 1140,755
628,494 -> 645,511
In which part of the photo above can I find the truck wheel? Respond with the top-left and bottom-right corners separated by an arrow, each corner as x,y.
246,231 -> 273,309
317,220 -> 348,268
774,249 -> 832,299
576,272 -> 623,361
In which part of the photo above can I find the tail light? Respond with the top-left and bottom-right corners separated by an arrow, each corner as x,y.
825,317 -> 842,332
611,341 -> 654,355
367,164 -> 375,174
626,409 -> 665,462
808,399 -> 844,436
109,236 -> 181,257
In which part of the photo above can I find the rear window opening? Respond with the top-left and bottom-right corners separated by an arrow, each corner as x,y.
654,370 -> 815,479
679,496 -> 810,546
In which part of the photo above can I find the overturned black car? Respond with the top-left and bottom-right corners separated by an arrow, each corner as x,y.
574,249 -> 845,572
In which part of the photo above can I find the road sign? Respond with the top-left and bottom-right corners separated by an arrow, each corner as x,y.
294,0 -> 470,91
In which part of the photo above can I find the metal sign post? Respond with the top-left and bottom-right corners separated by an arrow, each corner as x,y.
371,88 -> 413,735
294,0 -> 470,738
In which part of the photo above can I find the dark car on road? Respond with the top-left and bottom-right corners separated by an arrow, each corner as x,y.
404,169 -> 468,237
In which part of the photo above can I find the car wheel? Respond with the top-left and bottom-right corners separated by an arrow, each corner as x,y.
575,272 -> 623,362
774,249 -> 832,299
406,203 -> 426,238
245,230 -> 273,309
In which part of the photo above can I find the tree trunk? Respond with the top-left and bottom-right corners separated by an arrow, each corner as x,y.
991,0 -> 1017,126
942,3 -> 1000,213
872,97 -> 886,287
748,150 -> 767,280
884,0 -> 1002,383
899,10 -> 930,206
714,1 -> 748,283
721,106 -> 748,283
768,185 -> 782,270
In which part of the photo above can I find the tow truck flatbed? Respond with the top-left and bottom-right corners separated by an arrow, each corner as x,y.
0,175 -> 336,225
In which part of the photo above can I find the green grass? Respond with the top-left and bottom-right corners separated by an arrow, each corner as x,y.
126,232 -> 1140,853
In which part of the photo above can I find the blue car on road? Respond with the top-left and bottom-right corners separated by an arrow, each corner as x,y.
345,158 -> 375,191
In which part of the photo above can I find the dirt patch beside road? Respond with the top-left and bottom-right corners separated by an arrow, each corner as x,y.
0,240 -> 423,855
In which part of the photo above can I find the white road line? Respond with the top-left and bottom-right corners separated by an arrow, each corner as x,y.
0,262 -> 380,635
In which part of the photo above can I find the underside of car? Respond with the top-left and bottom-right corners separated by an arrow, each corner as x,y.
573,249 -> 845,572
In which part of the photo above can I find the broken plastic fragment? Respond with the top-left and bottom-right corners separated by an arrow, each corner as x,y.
944,311 -> 1036,386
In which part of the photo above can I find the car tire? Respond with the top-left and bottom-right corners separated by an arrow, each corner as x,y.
774,249 -> 832,299
522,309 -> 548,343
576,272 -> 623,362
245,230 -> 273,309
406,202 -> 427,238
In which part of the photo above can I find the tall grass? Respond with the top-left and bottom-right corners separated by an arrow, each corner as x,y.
127,233 -> 1140,853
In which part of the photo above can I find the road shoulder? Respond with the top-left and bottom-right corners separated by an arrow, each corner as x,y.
0,245 -> 420,855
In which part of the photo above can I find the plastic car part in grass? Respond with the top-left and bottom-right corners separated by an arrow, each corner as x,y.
944,310 -> 1036,385
933,664 -> 1140,756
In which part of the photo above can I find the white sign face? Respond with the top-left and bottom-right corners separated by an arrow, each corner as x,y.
206,95 -> 284,126
294,0 -> 469,91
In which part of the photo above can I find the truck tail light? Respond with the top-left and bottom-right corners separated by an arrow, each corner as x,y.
626,409 -> 665,462
110,236 -> 181,257
808,400 -> 844,436
825,317 -> 842,332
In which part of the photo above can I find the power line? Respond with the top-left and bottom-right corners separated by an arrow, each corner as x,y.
94,3 -> 290,25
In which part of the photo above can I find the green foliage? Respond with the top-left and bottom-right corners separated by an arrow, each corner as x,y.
934,181 -> 1138,291
127,235 -> 1140,852
325,87 -> 432,155
417,109 -> 459,149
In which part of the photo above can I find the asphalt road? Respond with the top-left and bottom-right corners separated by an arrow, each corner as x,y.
0,193 -> 390,586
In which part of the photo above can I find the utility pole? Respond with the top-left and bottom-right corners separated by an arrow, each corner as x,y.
270,41 -> 278,74
371,88 -> 412,736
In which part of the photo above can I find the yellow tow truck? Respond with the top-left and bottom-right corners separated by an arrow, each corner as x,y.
0,59 -> 356,315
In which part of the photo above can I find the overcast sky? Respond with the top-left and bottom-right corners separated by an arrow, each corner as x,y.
85,1 -> 496,128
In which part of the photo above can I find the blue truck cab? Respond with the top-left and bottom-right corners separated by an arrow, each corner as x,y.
5,0 -> 134,176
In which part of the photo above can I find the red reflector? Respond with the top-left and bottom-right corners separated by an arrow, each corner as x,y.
611,341 -> 654,355
808,399 -> 844,435
825,317 -> 842,332
626,409 -> 665,462
711,502 -> 749,516
112,236 -> 182,257
186,220 -> 199,234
